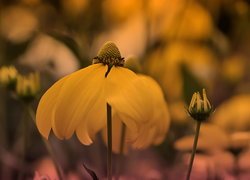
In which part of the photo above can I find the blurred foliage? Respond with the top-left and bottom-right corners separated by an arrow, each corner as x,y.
0,0 -> 250,179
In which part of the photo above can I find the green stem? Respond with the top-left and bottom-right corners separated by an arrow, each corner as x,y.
0,89 -> 7,155
17,109 -> 29,180
115,123 -> 126,180
24,110 -> 30,155
41,138 -> 65,180
119,123 -> 126,156
25,105 -> 65,180
186,121 -> 201,180
234,156 -> 239,178
107,103 -> 112,180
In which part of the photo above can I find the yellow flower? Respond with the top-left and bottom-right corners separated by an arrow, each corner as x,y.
0,66 -> 18,90
188,89 -> 213,121
222,55 -> 246,84
62,0 -> 89,17
211,95 -> 250,132
102,0 -> 142,23
16,72 -> 40,102
102,75 -> 170,153
0,6 -> 38,43
161,3 -> 213,40
175,124 -> 229,152
144,42 -> 218,100
36,41 -> 170,150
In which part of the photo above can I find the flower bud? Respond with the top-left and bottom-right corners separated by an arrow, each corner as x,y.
0,66 -> 18,90
16,72 -> 40,102
188,89 -> 213,121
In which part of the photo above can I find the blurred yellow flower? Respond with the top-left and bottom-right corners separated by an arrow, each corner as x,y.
93,13 -> 146,58
211,95 -> 250,132
145,42 -> 217,100
161,3 -> 214,40
62,0 -> 89,17
235,0 -> 249,16
0,6 -> 38,43
168,100 -> 188,123
0,66 -> 18,89
16,72 -> 40,102
175,124 -> 229,152
36,42 -> 170,150
229,132 -> 250,150
102,0 -> 142,23
222,55 -> 246,84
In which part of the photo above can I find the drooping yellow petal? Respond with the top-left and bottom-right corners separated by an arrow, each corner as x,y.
107,68 -> 153,128
130,75 -> 170,148
80,67 -> 131,142
53,64 -> 106,140
132,124 -> 155,149
36,76 -> 68,139
101,67 -> 165,152
106,73 -> 170,150
101,111 -> 144,154
76,80 -> 107,144
138,75 -> 170,126
101,114 -> 127,154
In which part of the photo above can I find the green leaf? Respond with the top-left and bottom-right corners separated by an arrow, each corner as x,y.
82,163 -> 99,180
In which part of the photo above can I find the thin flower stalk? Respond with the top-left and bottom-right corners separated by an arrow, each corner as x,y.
186,120 -> 201,180
186,89 -> 213,180
26,105 -> 65,180
115,123 -> 126,180
107,103 -> 112,180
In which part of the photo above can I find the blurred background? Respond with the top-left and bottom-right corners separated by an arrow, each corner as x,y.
0,0 -> 250,179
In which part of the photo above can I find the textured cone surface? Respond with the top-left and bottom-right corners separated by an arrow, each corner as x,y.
97,41 -> 121,59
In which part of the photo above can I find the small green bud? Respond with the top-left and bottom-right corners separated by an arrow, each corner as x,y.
188,89 -> 213,121
0,66 -> 18,91
16,72 -> 40,102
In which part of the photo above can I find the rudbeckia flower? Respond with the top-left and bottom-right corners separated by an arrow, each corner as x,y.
36,41 -> 170,150
211,95 -> 250,132
174,124 -> 229,152
144,42 -> 217,100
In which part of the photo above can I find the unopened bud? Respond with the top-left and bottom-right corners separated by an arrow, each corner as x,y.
188,89 -> 213,121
